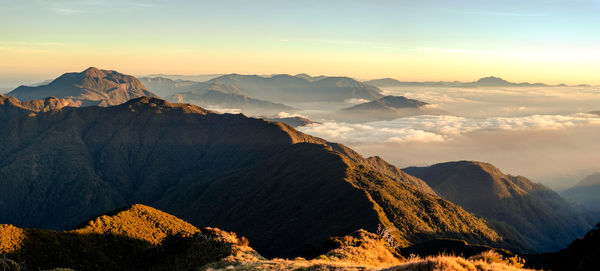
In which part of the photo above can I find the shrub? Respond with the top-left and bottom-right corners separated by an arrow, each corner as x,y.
0,257 -> 21,271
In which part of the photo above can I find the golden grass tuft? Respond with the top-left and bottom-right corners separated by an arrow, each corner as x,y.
0,225 -> 25,254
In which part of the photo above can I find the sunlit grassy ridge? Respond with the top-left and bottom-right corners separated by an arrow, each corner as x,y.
73,204 -> 200,245
0,204 -> 257,271
0,204 -> 538,271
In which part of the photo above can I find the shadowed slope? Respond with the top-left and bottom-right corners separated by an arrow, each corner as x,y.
7,67 -> 158,106
0,97 -> 508,258
404,161 -> 594,252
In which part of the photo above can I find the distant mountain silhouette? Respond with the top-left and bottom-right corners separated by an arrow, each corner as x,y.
142,73 -> 223,82
589,110 -> 600,115
7,67 -> 158,106
336,95 -> 447,122
205,74 -> 383,103
404,161 -> 594,252
525,223 -> 600,271
0,96 -> 511,258
294,73 -> 328,82
365,77 -> 548,88
168,89 -> 297,115
139,76 -> 200,97
562,173 -> 600,216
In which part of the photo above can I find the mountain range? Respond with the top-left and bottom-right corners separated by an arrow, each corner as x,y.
7,67 -> 158,106
335,95 -> 447,122
201,74 -> 383,103
0,96 -> 514,259
404,161 -> 594,252
365,76 -> 549,88
141,74 -> 386,115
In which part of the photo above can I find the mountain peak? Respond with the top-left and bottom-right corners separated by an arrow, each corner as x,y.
7,67 -> 158,106
474,76 -> 512,86
82,66 -> 104,76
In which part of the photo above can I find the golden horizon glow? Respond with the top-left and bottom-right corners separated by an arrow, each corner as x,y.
1,1 -> 599,86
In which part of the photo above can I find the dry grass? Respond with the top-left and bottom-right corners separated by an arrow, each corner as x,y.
382,251 -> 533,271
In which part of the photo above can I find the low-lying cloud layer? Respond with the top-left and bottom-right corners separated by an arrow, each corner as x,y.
299,113 -> 600,144
299,113 -> 600,189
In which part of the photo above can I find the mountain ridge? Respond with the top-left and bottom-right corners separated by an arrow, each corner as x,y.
404,160 -> 594,252
0,96 -> 512,258
365,76 -> 550,88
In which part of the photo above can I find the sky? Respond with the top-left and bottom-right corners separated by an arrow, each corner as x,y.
1,0 -> 599,86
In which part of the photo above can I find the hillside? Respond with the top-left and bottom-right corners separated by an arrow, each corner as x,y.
7,67 -> 158,106
562,173 -> 600,216
404,161 -> 594,252
336,95 -> 447,122
0,96 -> 512,258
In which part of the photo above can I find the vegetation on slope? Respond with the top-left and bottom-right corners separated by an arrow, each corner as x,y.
404,161 -> 594,252
0,96 -> 511,258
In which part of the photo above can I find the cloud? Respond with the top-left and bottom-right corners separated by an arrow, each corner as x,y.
276,112 -> 306,118
344,98 -> 370,105
299,113 -> 600,144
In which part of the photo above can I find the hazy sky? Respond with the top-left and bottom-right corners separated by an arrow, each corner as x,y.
1,0 -> 599,86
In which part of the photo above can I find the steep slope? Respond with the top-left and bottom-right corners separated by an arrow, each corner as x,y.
525,223 -> 600,271
7,67 -> 158,106
0,96 -> 507,258
404,161 -> 594,252
336,95 -> 447,122
562,173 -> 600,216
206,74 -> 383,103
